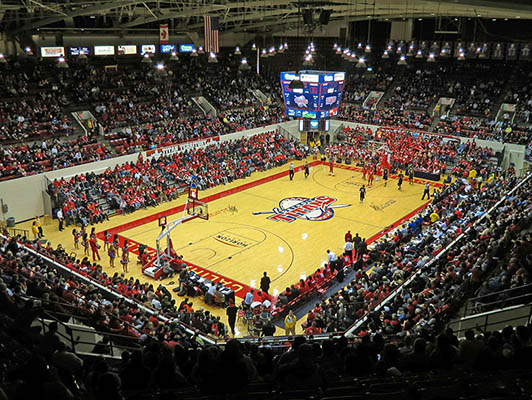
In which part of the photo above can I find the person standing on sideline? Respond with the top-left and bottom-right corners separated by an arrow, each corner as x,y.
120,252 -> 128,273
56,209 -> 64,231
289,162 -> 295,180
34,216 -> 43,238
81,233 -> 89,256
89,234 -> 101,261
72,229 -> 80,249
31,222 -> 39,240
244,289 -> 254,309
345,230 -> 352,242
103,230 -> 111,251
421,183 -> 431,200
327,249 -> 337,265
108,242 -> 116,268
357,238 -> 368,261
122,240 -> 129,261
359,184 -> 366,204
284,309 -> 297,336
383,168 -> 389,186
304,161 -> 310,179
226,301 -> 238,336
398,173 -> 404,190
260,272 -> 271,295
408,168 -> 414,185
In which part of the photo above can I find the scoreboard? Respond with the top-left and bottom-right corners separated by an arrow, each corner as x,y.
280,70 -> 345,118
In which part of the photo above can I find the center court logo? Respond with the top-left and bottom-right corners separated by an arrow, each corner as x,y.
253,195 -> 351,223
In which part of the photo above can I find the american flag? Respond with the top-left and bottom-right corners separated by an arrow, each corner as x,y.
203,16 -> 219,53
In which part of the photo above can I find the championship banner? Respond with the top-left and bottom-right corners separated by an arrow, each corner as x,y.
159,23 -> 169,44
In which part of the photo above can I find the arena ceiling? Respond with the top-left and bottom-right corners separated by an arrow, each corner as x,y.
1,0 -> 532,35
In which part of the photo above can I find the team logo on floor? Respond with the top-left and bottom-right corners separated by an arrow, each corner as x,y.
253,195 -> 350,223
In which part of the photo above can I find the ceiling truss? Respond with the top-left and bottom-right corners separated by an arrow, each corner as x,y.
1,0 -> 531,36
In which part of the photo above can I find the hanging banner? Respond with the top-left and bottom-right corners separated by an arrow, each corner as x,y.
160,23 -> 169,44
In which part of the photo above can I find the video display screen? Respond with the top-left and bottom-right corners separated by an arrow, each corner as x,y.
281,71 -> 345,118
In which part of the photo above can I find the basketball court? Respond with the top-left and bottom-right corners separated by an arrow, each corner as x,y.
20,158 -> 439,335
98,160 -> 434,297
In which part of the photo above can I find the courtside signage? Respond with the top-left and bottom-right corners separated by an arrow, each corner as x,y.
254,196 -> 351,222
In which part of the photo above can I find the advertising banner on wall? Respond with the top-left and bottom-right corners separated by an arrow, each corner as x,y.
94,45 -> 115,56
40,46 -> 65,57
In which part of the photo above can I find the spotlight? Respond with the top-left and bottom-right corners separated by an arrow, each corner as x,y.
415,50 -> 423,58
141,53 -> 152,64
56,57 -> 69,68
365,44 -> 371,53
234,46 -> 241,55
239,57 -> 251,70
427,53 -> 436,62
169,52 -> 178,61
382,50 -> 389,59
356,57 -> 367,68
207,51 -> 218,63
155,63 -> 168,77
397,55 -> 407,65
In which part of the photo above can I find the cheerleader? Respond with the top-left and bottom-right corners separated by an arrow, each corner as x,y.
122,239 -> 129,261
108,243 -> 116,268
103,230 -> 111,251
120,252 -> 129,273
81,233 -> 89,256
72,229 -> 80,249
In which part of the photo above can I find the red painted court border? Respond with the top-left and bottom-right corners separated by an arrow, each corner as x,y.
97,160 -> 436,299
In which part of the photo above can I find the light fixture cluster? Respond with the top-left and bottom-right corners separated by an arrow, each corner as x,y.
239,41 -> 287,71
303,43 -> 315,66
333,42 -> 368,68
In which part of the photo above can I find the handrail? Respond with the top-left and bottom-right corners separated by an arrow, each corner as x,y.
0,233 -> 216,345
449,303 -> 532,337
344,172 -> 532,338
38,310 -> 142,356
469,283 -> 532,304
0,259 -> 161,343
466,293 -> 532,316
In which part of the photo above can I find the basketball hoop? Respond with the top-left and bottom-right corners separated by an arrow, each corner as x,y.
154,185 -> 209,267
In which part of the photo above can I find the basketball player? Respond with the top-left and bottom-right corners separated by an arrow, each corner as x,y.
398,173 -> 404,190
359,185 -> 366,204
304,161 -> 310,179
328,156 -> 335,176
408,168 -> 414,185
289,163 -> 295,181
383,168 -> 389,187
368,168 -> 374,187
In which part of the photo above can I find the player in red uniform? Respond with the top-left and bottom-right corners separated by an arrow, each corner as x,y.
329,156 -> 335,176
